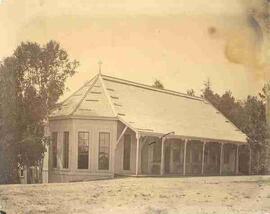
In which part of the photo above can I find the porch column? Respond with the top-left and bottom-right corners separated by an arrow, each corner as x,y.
160,137 -> 165,175
236,145 -> 239,175
183,139 -> 187,176
219,143 -> 224,176
135,132 -> 140,176
201,141 -> 206,175
249,144 -> 252,175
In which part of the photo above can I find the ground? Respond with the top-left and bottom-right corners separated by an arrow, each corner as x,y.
0,176 -> 270,214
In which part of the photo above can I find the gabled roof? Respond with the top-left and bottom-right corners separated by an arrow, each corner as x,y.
50,74 -> 114,118
50,73 -> 247,144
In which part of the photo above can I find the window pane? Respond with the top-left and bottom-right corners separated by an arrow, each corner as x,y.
99,132 -> 110,170
78,132 -> 89,169
52,132 -> 58,168
63,132 -> 69,169
123,134 -> 131,170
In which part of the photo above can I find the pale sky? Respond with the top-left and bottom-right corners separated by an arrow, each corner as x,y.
0,0 -> 266,99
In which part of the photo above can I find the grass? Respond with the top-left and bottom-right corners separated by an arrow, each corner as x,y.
0,176 -> 270,214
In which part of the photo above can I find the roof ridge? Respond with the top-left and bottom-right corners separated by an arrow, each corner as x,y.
98,74 -> 117,117
69,74 -> 99,116
101,74 -> 205,102
60,74 -> 98,105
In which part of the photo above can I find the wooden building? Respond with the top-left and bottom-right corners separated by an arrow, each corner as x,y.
48,73 -> 250,182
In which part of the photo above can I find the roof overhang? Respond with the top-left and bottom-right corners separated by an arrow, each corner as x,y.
138,131 -> 247,145
48,116 -> 247,145
49,115 -> 118,121
117,118 -> 247,145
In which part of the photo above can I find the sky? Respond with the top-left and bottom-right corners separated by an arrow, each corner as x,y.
0,0 -> 267,99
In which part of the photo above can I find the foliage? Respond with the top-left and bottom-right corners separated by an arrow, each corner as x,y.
152,80 -> 164,89
201,79 -> 267,173
242,96 -> 266,145
0,41 -> 78,183
186,89 -> 195,96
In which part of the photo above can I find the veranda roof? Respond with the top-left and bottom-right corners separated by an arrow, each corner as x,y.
50,73 -> 247,144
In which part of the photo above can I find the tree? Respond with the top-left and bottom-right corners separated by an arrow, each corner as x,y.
201,78 -> 220,108
0,41 -> 78,183
242,96 -> 266,173
217,91 -> 246,130
259,81 -> 270,101
152,80 -> 164,89
0,57 -> 22,183
260,81 -> 270,173
242,96 -> 266,145
186,89 -> 195,96
201,78 -> 267,174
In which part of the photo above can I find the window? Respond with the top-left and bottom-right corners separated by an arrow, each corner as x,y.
153,142 -> 161,162
78,132 -> 89,169
63,132 -> 69,169
123,134 -> 131,170
52,132 -> 58,168
98,132 -> 110,170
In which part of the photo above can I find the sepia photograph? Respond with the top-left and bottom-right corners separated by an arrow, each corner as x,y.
0,0 -> 270,213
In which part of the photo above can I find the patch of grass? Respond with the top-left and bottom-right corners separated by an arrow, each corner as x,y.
257,179 -> 270,186
146,207 -> 168,214
263,180 -> 270,185
159,194 -> 168,199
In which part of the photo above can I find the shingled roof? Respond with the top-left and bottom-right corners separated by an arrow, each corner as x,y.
50,73 -> 247,144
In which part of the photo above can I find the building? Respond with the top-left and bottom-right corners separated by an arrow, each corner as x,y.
48,73 -> 251,183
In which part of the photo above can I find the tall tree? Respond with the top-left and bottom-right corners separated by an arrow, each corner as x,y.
186,89 -> 195,96
0,57 -> 22,183
0,41 -> 79,184
242,96 -> 266,146
152,80 -> 164,89
201,78 -> 220,108
201,79 -> 267,173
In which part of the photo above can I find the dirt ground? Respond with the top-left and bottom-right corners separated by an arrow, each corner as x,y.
0,176 -> 270,214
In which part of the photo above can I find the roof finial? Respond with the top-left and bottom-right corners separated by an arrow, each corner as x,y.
98,60 -> 102,74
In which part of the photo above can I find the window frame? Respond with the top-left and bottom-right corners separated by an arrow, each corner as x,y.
98,132 -> 111,171
52,132 -> 58,169
63,131 -> 69,169
77,131 -> 90,170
